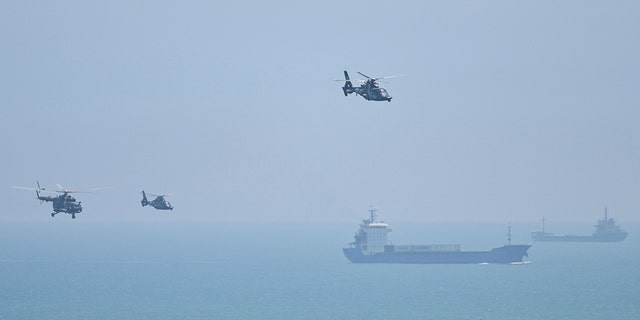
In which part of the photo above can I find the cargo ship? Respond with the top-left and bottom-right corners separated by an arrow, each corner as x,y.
342,208 -> 531,264
531,208 -> 628,242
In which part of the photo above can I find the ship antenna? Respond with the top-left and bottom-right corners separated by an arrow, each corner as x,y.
369,205 -> 378,223
507,222 -> 512,246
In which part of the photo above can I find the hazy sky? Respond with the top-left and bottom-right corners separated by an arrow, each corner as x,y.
2,1 -> 639,223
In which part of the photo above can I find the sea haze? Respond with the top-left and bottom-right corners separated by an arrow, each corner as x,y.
1,220 -> 638,319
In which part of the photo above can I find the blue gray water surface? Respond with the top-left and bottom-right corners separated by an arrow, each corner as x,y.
1,220 -> 638,319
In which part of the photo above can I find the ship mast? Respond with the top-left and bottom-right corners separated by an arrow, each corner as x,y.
369,206 -> 378,223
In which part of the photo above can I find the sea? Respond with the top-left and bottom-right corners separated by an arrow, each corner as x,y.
1,219 -> 638,320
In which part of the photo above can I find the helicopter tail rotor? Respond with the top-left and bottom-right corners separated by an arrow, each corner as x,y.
36,181 -> 44,201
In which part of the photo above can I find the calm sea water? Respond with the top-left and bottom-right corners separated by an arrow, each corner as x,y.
1,220 -> 638,319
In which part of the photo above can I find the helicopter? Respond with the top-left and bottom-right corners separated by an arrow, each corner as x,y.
12,181 -> 85,219
141,191 -> 173,210
336,71 -> 400,102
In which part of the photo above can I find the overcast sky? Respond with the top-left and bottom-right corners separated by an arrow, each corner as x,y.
2,0 -> 639,223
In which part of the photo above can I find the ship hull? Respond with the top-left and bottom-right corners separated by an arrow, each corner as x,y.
343,245 -> 531,264
532,232 -> 627,242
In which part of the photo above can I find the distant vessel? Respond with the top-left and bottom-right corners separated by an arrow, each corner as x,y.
531,208 -> 628,242
342,207 -> 531,264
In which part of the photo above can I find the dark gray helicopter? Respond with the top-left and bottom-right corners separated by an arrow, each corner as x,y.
141,191 -> 173,210
12,182 -> 86,219
336,71 -> 401,102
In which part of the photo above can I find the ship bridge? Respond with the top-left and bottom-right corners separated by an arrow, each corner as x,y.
363,222 -> 391,255
368,223 -> 388,228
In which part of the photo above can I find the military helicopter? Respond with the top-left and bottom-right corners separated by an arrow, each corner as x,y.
12,182 -> 87,219
141,191 -> 173,210
336,71 -> 401,102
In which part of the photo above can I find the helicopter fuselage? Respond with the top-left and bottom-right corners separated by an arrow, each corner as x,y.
38,192 -> 82,217
150,196 -> 173,210
354,83 -> 392,101
340,71 -> 393,102
141,191 -> 173,210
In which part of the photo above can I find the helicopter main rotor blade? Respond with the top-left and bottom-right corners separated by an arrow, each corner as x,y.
334,79 -> 366,83
357,71 -> 372,79
11,186 -> 56,193
12,186 -> 40,191
85,186 -> 111,192
55,184 -> 74,193
146,193 -> 170,197
356,72 -> 403,81
53,185 -> 111,193
377,74 -> 403,80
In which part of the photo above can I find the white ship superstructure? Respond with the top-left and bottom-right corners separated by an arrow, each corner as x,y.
352,207 -> 392,255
